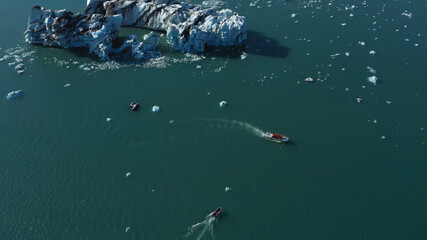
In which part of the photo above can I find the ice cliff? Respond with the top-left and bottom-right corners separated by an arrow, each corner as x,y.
86,0 -> 247,52
24,0 -> 246,60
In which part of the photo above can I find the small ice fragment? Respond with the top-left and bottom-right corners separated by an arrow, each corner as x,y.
64,83 -> 71,87
401,12 -> 412,18
341,68 -> 346,71
126,172 -> 131,177
207,92 -> 211,95
219,101 -> 228,107
341,23 -> 347,26
368,76 -> 378,85
386,101 -> 391,104
169,120 -> 174,124
373,119 -> 377,123
356,98 -> 362,103
330,53 -> 341,59
349,13 -> 354,17
7,90 -> 23,100
369,50 -> 376,55
125,227 -> 130,232
240,52 -> 247,60
381,136 -> 386,139
345,52 -> 350,56
345,88 -> 349,91
106,118 -> 112,122
358,41 -> 366,46
291,13 -> 297,18
152,189 -> 155,192
225,187 -> 231,192
15,63 -> 25,70
17,70 -> 25,74
152,106 -> 160,112
196,65 -> 201,69
304,77 -> 314,82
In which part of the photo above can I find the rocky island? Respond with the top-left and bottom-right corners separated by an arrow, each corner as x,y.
25,0 -> 247,60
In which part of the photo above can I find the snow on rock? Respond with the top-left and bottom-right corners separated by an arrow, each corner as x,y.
7,90 -> 23,100
87,0 -> 247,52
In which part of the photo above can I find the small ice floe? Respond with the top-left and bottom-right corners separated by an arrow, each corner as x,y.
401,11 -> 412,19
381,136 -> 386,139
240,52 -> 247,60
17,70 -> 25,74
369,50 -> 376,55
219,101 -> 228,107
8,62 -> 16,66
106,117 -> 112,122
358,41 -> 366,46
356,98 -> 362,103
341,23 -> 347,26
126,172 -> 131,177
15,63 -> 25,70
152,106 -> 160,112
349,13 -> 354,17
368,76 -> 378,85
345,88 -> 349,91
345,52 -> 350,57
169,120 -> 174,124
125,227 -> 130,232
330,53 -> 341,59
367,66 -> 376,74
373,119 -> 378,124
291,13 -> 297,18
304,77 -> 314,82
64,83 -> 71,87
196,65 -> 201,69
7,90 -> 23,100
225,187 -> 231,192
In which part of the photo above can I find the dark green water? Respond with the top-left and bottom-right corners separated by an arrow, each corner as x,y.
1,0 -> 426,239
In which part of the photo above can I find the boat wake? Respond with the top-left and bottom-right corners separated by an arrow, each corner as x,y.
185,214 -> 216,240
215,119 -> 265,137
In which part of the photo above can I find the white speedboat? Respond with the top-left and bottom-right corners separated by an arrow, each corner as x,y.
263,132 -> 289,143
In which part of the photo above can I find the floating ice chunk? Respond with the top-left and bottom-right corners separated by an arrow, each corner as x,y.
64,83 -> 71,87
401,12 -> 412,18
345,88 -> 349,91
358,41 -> 366,46
196,65 -> 201,69
330,53 -> 341,59
219,101 -> 228,107
15,63 -> 25,70
17,70 -> 25,74
304,77 -> 314,82
341,23 -> 347,26
152,106 -> 160,112
106,117 -> 112,122
240,52 -> 247,60
291,13 -> 297,18
7,90 -> 23,99
368,76 -> 378,85
225,187 -> 231,192
369,50 -> 376,55
125,227 -> 130,232
349,13 -> 354,17
381,136 -> 386,139
345,52 -> 350,56
126,172 -> 131,177
373,119 -> 378,123
356,98 -> 362,103
367,66 -> 376,74
386,101 -> 391,104
169,120 -> 174,124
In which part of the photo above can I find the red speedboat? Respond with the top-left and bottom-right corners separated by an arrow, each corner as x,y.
211,207 -> 222,219
263,132 -> 289,143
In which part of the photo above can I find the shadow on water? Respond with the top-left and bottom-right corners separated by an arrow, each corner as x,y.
204,30 -> 290,59
35,29 -> 289,63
